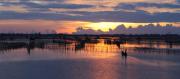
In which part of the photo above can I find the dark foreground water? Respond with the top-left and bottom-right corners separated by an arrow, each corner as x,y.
0,39 -> 180,79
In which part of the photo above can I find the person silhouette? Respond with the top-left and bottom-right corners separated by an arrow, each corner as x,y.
121,49 -> 128,57
121,51 -> 124,56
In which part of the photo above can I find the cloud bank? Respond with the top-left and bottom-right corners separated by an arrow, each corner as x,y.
74,24 -> 180,34
0,0 -> 179,33
0,0 -> 179,23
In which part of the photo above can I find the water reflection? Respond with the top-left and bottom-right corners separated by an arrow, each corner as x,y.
0,39 -> 180,79
0,39 -> 180,56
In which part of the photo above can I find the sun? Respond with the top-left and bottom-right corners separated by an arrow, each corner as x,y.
85,22 -> 121,32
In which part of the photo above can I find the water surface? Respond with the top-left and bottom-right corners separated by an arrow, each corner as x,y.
0,39 -> 180,79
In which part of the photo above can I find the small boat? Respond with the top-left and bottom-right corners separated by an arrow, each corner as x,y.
121,50 -> 127,57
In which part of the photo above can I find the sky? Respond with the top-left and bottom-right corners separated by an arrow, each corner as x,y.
74,24 -> 180,34
0,0 -> 179,34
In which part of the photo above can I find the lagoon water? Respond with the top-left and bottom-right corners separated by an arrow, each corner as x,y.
0,39 -> 180,79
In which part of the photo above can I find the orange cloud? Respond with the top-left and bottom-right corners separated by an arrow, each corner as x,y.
0,5 -> 28,13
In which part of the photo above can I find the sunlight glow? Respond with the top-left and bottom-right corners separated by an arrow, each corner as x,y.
0,20 -> 177,34
84,22 -> 175,32
85,22 -> 123,32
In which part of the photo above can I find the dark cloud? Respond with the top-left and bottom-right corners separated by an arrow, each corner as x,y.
114,4 -> 136,10
0,1 -> 179,23
1,1 -> 94,9
115,2 -> 180,10
0,11 -> 79,20
22,2 -> 94,9
74,24 -> 180,34
177,0 -> 180,3
0,11 -> 179,23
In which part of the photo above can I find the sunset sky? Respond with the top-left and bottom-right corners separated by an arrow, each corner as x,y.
0,0 -> 179,33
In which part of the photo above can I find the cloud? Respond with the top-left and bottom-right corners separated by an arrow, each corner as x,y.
0,1 -> 95,13
0,5 -> 28,13
0,0 -> 179,23
22,2 -> 94,9
115,2 -> 180,13
115,2 -> 180,9
177,0 -> 180,3
0,1 -> 94,9
74,24 -> 180,34
0,10 -> 179,23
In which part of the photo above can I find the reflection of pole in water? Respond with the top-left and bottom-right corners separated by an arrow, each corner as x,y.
26,46 -> 31,55
148,40 -> 153,48
124,55 -> 127,65
26,38 -> 35,55
169,42 -> 173,48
